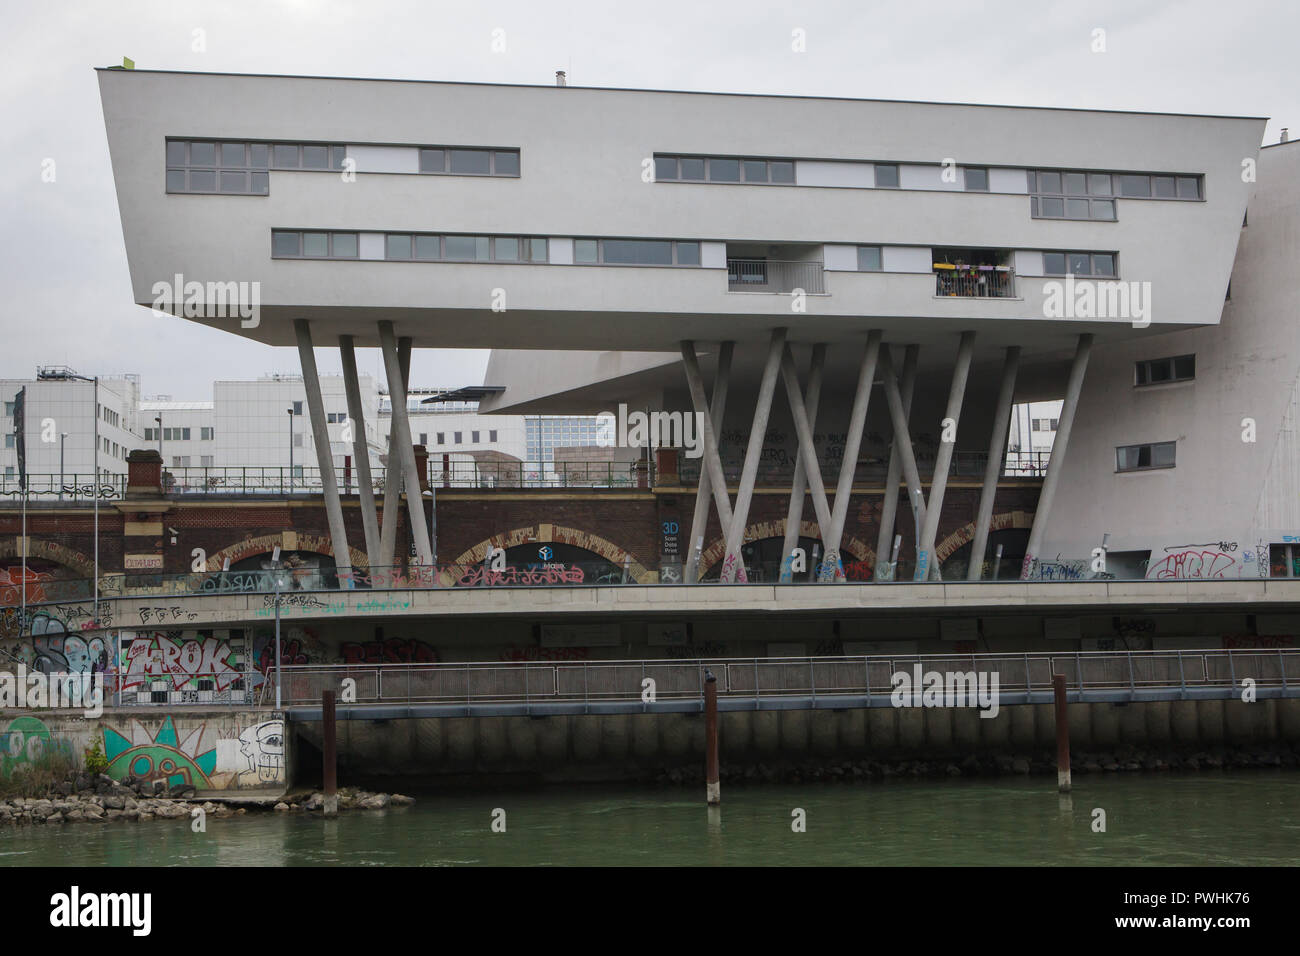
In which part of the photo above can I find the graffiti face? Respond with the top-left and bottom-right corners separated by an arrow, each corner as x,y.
103,716 -> 216,789
238,720 -> 284,784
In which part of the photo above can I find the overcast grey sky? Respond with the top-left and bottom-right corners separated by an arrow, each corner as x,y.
3,0 -> 1296,399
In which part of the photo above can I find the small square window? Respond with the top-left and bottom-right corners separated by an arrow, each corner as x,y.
654,156 -> 678,180
436,432 -> 445,445
1152,176 -> 1176,198
386,235 -> 412,259
419,149 -> 445,173
1092,254 -> 1115,277
492,151 -> 519,176
332,146 -> 347,170
1118,174 -> 1151,197
874,164 -> 899,188
302,145 -> 330,169
1068,253 -> 1092,275
303,233 -> 329,257
220,143 -> 246,167
273,232 -> 300,257
769,161 -> 794,183
249,144 -> 270,168
1091,199 -> 1115,220
675,242 -> 700,266
166,169 -> 187,191
1066,198 -> 1090,218
449,149 -> 491,174
857,246 -> 882,271
529,238 -> 548,262
495,237 -> 519,261
414,235 -> 440,259
273,144 -> 300,168
220,170 -> 246,193
1038,171 -> 1062,194
189,169 -> 216,191
1088,173 -> 1112,195
964,167 -> 988,191
1040,197 -> 1064,217
575,239 -> 599,263
454,432 -> 463,444
743,160 -> 768,182
166,141 -> 187,165
490,430 -> 497,442
190,142 -> 216,166
294,401 -> 303,415
1043,253 -> 1066,274
472,431 -> 480,442
1173,355 -> 1195,379
1063,172 -> 1087,195
445,235 -> 476,259
708,158 -> 740,182
331,233 -> 358,258
1176,176 -> 1200,199
679,157 -> 706,180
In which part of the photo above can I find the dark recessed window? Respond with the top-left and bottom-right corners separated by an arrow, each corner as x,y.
679,157 -> 706,180
272,230 -> 359,259
874,164 -> 899,188
1135,354 -> 1195,387
1042,251 -> 1118,277
857,246 -> 883,271
1116,441 -> 1176,472
964,167 -> 988,191
708,158 -> 740,182
655,156 -> 678,180
449,149 -> 491,175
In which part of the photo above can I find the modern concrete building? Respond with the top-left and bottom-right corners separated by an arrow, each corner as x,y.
97,67 -> 1264,584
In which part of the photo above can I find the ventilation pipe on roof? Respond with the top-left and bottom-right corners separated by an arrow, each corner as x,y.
556,71 -> 566,87
1282,128 -> 1289,143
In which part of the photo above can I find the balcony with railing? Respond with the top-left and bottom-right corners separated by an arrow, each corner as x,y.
726,242 -> 826,295
932,247 -> 1016,298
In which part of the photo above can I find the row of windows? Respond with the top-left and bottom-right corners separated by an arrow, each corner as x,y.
171,456 -> 217,467
166,140 -> 521,194
1042,251 -> 1117,277
654,155 -> 796,184
386,234 -> 548,262
575,239 -> 700,266
1032,418 -> 1060,431
1135,354 -> 1195,386
143,427 -> 203,441
418,430 -> 498,446
1030,170 -> 1201,221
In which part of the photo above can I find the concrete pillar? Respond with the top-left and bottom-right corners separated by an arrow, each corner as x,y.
719,328 -> 788,582
293,319 -> 354,586
681,342 -> 737,577
339,335 -> 381,568
778,343 -> 834,564
878,346 -> 928,566
378,339 -> 413,570
377,323 -> 432,566
875,345 -> 919,580
1021,333 -> 1093,579
685,342 -> 734,583
968,346 -> 1020,580
780,344 -> 826,581
915,331 -> 976,581
824,331 -> 882,580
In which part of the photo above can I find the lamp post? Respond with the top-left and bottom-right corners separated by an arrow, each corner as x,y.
58,432 -> 67,500
61,373 -> 101,625
154,415 -> 162,454
287,407 -> 294,493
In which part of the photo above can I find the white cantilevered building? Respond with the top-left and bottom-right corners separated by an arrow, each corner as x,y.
97,68 -> 1262,583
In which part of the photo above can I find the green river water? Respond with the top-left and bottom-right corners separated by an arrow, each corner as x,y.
2,772 -> 1297,866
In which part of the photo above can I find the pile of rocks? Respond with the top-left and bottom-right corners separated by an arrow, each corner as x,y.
272,787 -> 416,813
0,772 -> 414,826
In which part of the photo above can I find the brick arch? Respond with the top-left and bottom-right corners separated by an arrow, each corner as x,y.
0,539 -> 96,578
205,532 -> 369,573
934,510 -> 1034,564
698,520 -> 873,579
449,524 -> 653,583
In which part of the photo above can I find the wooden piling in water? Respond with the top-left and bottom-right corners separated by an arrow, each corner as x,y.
1053,674 -> 1071,793
323,689 -> 338,816
704,670 -> 720,805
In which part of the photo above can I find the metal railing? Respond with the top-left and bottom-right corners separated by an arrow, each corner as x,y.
727,259 -> 826,294
261,649 -> 1300,710
676,449 -> 1050,486
0,474 -> 126,500
934,267 -> 1016,298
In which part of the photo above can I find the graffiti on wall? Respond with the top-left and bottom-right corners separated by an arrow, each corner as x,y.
1147,543 -> 1238,580
0,567 -> 52,605
120,632 -> 245,692
237,720 -> 284,785
102,715 -> 285,790
339,637 -> 438,665
0,716 -> 69,776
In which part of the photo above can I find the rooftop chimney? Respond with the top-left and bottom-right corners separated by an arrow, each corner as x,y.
556,71 -> 566,87
1282,128 -> 1289,143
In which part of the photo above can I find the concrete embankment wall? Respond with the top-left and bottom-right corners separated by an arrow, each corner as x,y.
0,709 -> 286,792
292,698 -> 1300,783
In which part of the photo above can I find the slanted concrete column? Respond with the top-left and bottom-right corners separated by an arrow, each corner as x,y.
778,344 -> 834,556
340,335 -> 381,569
719,328 -> 788,583
878,345 -> 928,571
378,339 -> 412,569
780,344 -> 826,582
824,331 -> 882,580
685,342 -> 734,583
1022,333 -> 1093,579
682,341 -> 737,577
378,323 -> 432,567
875,345 -> 918,579
914,331 -> 976,581
293,319 -> 354,587
968,346 -> 1021,580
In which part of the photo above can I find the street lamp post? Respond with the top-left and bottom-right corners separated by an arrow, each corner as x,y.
155,415 -> 162,455
58,432 -> 67,500
287,407 -> 294,493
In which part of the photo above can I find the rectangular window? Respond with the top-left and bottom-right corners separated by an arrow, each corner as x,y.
293,402 -> 303,415
1116,441 -> 1176,472
707,158 -> 740,182
655,156 -> 678,180
273,231 -> 360,259
419,433 -> 428,445
857,246 -> 883,271
574,239 -> 599,264
964,167 -> 989,191
449,149 -> 491,175
679,157 -> 706,180
874,164 -> 899,188
201,456 -> 214,467
167,140 -> 342,195
436,432 -> 445,445
1041,251 -> 1118,277
454,432 -> 463,444
293,434 -> 303,448
1135,354 -> 1195,386
472,430 -> 480,443
201,427 -> 214,440
3,434 -> 12,448
489,430 -> 498,442
575,239 -> 701,266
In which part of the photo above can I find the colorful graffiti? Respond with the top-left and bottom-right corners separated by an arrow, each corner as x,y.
456,565 -> 585,586
0,567 -> 52,605
103,716 -> 215,789
0,716 -> 68,776
499,645 -> 591,661
32,631 -> 108,676
237,720 -> 284,785
1147,548 -> 1236,580
120,632 -> 244,692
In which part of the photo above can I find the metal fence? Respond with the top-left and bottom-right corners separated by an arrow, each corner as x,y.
262,649 -> 1300,709
0,475 -> 127,500
727,259 -> 826,294
934,268 -> 1016,298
